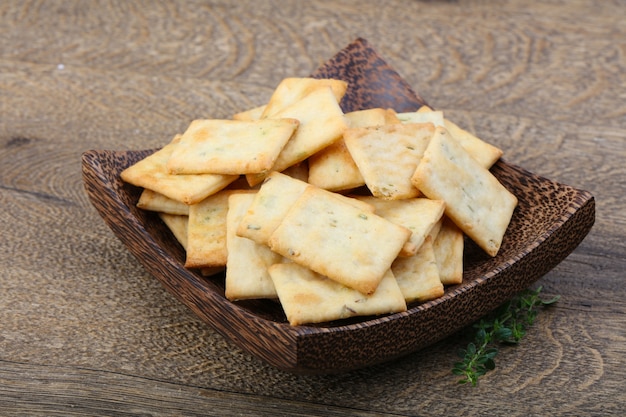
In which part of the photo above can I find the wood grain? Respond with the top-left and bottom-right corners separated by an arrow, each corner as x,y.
1,0 -> 625,415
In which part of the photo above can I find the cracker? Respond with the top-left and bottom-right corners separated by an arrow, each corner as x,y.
343,123 -> 435,200
237,171 -> 373,246
267,186 -> 411,295
397,109 -> 445,127
120,136 -> 238,205
307,108 -> 399,192
247,86 -> 347,185
137,189 -> 189,215
236,172 -> 310,246
233,104 -> 266,121
307,138 -> 364,191
166,118 -> 299,175
443,118 -> 503,168
391,237 -> 444,303
268,263 -> 406,325
428,217 -> 444,242
158,213 -> 189,250
355,196 -> 445,257
411,127 -> 517,257
261,77 -> 347,119
345,108 -> 400,128
184,190 -> 234,269
433,216 -> 464,285
225,192 -> 281,301
400,106 -> 503,168
157,198 -> 224,277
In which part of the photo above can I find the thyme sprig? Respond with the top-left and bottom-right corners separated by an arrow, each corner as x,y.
452,286 -> 560,386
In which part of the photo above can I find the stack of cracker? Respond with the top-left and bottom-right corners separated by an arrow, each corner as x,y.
121,77 -> 517,326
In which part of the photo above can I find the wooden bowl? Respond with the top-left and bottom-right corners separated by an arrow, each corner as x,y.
82,38 -> 595,374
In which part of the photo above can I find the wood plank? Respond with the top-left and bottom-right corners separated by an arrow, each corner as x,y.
0,360 -> 393,417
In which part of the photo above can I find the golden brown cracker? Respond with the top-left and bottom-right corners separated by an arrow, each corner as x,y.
433,216 -> 464,285
225,192 -> 281,301
137,189 -> 190,215
166,118 -> 299,175
268,263 -> 406,325
343,123 -> 435,200
267,186 -> 411,295
120,136 -> 238,205
247,86 -> 347,185
391,237 -> 444,303
443,118 -> 503,168
411,127 -> 517,257
355,196 -> 445,257
261,77 -> 347,119
184,190 -> 234,269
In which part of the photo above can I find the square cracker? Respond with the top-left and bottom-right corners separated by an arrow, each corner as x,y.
344,108 -> 401,127
247,86 -> 347,186
343,122 -> 435,200
120,136 -> 238,205
401,105 -> 503,168
443,118 -> 503,169
260,77 -> 347,119
236,172 -> 310,246
158,213 -> 189,250
237,171 -> 373,246
233,104 -> 266,121
137,189 -> 189,215
267,186 -> 411,295
307,138 -> 364,192
411,127 -> 517,257
225,192 -> 281,301
433,216 -> 464,285
184,190 -> 235,269
268,262 -> 406,326
391,237 -> 444,303
355,196 -> 445,257
397,109 -> 445,127
307,108 -> 399,192
158,212 -> 224,277
166,118 -> 299,175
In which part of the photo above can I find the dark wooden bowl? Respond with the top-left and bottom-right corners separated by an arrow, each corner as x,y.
81,38 -> 595,374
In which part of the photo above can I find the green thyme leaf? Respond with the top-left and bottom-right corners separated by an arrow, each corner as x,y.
452,286 -> 559,386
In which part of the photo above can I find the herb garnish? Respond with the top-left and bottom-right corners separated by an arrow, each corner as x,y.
452,286 -> 560,386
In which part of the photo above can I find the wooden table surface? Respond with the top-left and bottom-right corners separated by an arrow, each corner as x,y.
2,1 -> 624,415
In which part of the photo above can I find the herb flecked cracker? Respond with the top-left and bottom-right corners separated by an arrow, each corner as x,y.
268,262 -> 406,326
184,190 -> 234,269
158,213 -> 189,250
355,196 -> 445,257
260,77 -> 348,119
225,192 -> 281,301
166,118 -> 299,175
247,86 -> 347,185
120,136 -> 238,205
267,186 -> 411,295
443,118 -> 503,169
307,108 -> 399,192
343,122 -> 435,200
411,127 -> 517,257
391,237 -> 444,303
433,216 -> 464,285
237,172 -> 373,246
137,189 -> 190,215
